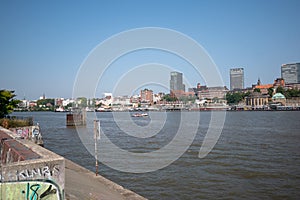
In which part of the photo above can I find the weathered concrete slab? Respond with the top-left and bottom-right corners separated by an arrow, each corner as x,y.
0,127 -> 65,200
65,159 -> 147,200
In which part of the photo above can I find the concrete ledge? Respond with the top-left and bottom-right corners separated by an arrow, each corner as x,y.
0,127 -> 65,199
65,159 -> 147,200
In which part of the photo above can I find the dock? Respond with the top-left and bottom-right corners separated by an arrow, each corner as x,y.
66,111 -> 86,126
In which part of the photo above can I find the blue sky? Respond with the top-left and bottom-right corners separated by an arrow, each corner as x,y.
1,0 -> 299,100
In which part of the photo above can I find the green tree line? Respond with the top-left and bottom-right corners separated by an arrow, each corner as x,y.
276,86 -> 300,98
226,92 -> 250,105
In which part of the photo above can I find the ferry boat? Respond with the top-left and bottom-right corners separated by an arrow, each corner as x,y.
55,106 -> 68,112
132,113 -> 148,117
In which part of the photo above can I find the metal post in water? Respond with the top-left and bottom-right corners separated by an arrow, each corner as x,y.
93,119 -> 100,176
82,109 -> 87,125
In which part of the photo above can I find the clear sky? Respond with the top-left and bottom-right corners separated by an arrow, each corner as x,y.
1,0 -> 299,100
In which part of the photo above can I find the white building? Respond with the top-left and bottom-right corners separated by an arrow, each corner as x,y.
63,98 -> 75,107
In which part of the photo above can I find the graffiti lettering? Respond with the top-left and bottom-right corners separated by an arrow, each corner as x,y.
1,180 -> 61,200
11,127 -> 30,139
40,185 -> 57,199
42,166 -> 51,177
18,165 -> 60,180
27,183 -> 40,200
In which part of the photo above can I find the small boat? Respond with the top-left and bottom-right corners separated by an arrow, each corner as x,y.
55,106 -> 67,112
132,113 -> 148,117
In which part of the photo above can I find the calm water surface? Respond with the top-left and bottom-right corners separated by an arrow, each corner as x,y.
13,111 -> 300,199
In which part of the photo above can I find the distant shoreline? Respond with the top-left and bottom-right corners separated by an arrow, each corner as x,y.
13,108 -> 300,113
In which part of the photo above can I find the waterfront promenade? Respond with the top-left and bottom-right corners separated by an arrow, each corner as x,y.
65,159 -> 146,200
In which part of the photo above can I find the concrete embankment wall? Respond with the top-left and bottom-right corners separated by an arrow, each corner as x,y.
0,127 -> 65,200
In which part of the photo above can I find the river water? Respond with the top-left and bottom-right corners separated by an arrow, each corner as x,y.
13,111 -> 300,199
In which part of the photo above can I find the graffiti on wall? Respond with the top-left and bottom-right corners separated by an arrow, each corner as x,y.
10,127 -> 30,139
18,165 -> 60,180
1,164 -> 62,182
1,164 -> 64,199
9,125 -> 43,145
1,180 -> 63,200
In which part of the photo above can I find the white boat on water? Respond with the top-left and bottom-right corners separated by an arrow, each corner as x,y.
55,106 -> 66,112
132,113 -> 148,117
85,107 -> 94,112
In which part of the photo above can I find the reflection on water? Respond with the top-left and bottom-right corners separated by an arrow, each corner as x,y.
13,111 -> 300,199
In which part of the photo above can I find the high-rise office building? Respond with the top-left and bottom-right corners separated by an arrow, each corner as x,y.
170,71 -> 185,93
281,63 -> 300,84
230,68 -> 244,90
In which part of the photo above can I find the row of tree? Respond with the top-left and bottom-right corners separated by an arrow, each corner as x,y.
226,92 -> 250,105
226,87 -> 300,105
276,87 -> 300,98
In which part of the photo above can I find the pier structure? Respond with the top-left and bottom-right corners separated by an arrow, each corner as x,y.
66,109 -> 87,126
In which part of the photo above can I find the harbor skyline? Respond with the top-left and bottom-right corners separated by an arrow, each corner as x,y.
11,62 -> 299,102
1,1 -> 300,100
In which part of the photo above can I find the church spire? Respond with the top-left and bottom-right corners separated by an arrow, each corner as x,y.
257,77 -> 261,86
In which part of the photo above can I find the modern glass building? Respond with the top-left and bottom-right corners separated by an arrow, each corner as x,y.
281,63 -> 300,84
170,71 -> 185,92
230,68 -> 244,90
